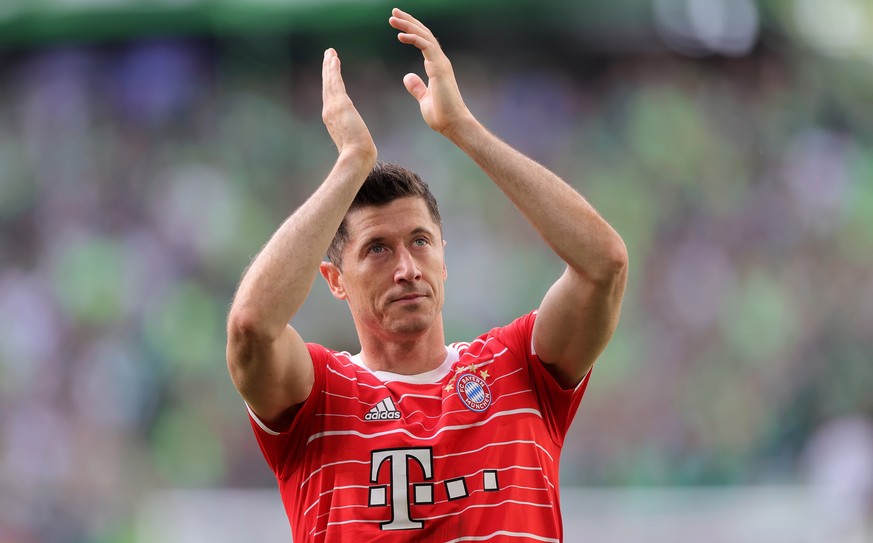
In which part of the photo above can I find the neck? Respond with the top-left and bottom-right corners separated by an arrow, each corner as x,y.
357,319 -> 447,375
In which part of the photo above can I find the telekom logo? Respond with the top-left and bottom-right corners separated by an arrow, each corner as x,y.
369,448 -> 434,530
368,447 -> 500,530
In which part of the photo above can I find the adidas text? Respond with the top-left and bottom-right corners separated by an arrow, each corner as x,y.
365,411 -> 401,421
365,398 -> 401,421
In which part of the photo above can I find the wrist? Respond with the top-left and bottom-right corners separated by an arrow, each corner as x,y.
442,114 -> 484,148
337,144 -> 378,172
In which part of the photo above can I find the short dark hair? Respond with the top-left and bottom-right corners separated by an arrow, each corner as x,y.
326,162 -> 442,268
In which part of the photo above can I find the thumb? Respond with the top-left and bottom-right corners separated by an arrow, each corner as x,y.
403,73 -> 427,102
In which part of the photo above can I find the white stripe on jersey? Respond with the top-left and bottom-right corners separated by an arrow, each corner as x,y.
433,438 -> 554,463
326,365 -> 389,390
427,484 -> 553,508
299,458 -> 369,488
445,347 -> 509,374
321,517 -> 384,528
463,336 -> 494,348
305,407 -> 544,445
403,389 -> 534,433
320,502 -> 557,533
420,498 -> 554,520
322,391 -> 369,404
310,483 -> 551,525
451,336 -> 493,355
396,392 -> 443,403
440,530 -> 560,543
489,366 -> 523,384
246,403 -> 280,436
311,518 -> 383,538
315,412 -> 366,421
474,346 -> 509,365
303,484 -> 372,516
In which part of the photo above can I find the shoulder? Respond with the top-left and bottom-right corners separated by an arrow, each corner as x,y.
306,343 -> 355,365
305,343 -> 388,391
473,311 -> 537,351
304,343 -> 360,379
451,311 -> 537,362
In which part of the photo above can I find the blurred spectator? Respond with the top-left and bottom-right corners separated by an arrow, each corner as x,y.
802,415 -> 873,541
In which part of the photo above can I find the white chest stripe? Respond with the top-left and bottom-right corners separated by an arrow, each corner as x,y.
305,407 -> 544,446
440,529 -> 560,543
433,438 -> 554,463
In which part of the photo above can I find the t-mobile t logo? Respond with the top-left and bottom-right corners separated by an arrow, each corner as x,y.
368,447 -> 434,530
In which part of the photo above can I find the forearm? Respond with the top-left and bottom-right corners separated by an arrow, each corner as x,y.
446,119 -> 626,281
229,151 -> 374,339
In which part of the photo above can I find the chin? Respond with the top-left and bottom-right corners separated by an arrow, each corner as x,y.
387,314 -> 433,335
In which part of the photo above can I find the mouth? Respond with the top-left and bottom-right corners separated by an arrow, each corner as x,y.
391,293 -> 427,304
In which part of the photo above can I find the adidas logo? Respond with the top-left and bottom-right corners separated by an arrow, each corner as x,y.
365,398 -> 401,421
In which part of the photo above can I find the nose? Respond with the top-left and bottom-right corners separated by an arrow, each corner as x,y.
393,247 -> 422,283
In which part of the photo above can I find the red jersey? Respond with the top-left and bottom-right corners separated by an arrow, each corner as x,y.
248,311 -> 590,542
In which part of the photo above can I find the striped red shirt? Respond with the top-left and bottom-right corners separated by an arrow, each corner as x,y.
248,311 -> 590,542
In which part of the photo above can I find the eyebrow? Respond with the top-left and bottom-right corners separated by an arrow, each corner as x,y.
358,227 -> 436,250
409,226 -> 436,239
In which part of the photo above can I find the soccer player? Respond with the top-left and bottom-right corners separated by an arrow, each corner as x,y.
226,8 -> 628,542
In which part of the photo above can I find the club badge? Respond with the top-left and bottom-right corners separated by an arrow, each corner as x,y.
456,372 -> 492,412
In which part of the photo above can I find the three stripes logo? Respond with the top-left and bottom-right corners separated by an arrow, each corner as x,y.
365,397 -> 401,421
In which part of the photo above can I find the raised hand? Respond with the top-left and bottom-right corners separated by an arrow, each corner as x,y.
389,8 -> 474,137
321,48 -> 377,161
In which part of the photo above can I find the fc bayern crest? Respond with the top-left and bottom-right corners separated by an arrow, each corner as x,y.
456,373 -> 492,412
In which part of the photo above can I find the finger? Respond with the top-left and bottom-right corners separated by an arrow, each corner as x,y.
330,56 -> 346,96
389,14 -> 430,38
322,48 -> 336,92
322,48 -> 333,86
391,8 -> 432,36
403,73 -> 427,102
397,32 -> 433,53
389,14 -> 436,45
397,32 -> 450,78
391,12 -> 445,65
322,49 -> 346,98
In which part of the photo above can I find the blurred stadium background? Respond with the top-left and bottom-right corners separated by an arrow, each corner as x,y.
1,0 -> 872,542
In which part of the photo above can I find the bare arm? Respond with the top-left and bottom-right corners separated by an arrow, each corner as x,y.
226,49 -> 377,428
390,9 -> 628,387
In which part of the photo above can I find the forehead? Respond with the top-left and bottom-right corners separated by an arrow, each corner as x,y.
345,197 -> 440,243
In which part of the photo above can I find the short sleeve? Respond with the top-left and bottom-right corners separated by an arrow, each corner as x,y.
247,343 -> 331,480
492,311 -> 591,446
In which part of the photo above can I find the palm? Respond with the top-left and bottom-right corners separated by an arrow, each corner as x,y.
416,86 -> 439,130
321,48 -> 376,156
392,9 -> 471,136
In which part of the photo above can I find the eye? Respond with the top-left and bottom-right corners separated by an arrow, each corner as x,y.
369,244 -> 385,254
413,237 -> 429,247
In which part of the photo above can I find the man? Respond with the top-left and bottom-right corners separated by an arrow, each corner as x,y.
226,8 -> 627,542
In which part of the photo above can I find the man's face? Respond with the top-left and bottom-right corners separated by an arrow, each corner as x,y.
323,196 -> 446,339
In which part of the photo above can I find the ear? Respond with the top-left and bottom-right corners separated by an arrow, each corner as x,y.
319,261 -> 348,300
